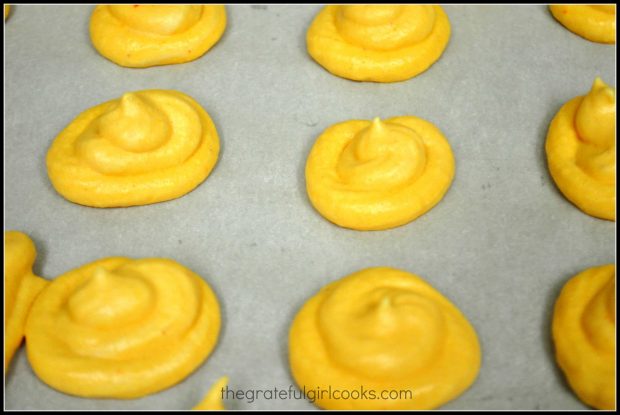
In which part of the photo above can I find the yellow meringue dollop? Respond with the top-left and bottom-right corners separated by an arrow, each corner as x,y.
24,257 -> 221,398
193,376 -> 229,410
90,5 -> 227,67
552,264 -> 616,410
306,117 -> 455,230
546,78 -> 616,220
46,89 -> 220,208
550,5 -> 616,44
289,267 -> 481,410
306,5 -> 451,82
4,231 -> 48,374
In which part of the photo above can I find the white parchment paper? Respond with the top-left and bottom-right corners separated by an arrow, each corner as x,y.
4,5 -> 616,410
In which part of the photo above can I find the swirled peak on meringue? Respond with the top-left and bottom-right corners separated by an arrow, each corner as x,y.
550,5 -> 616,44
24,257 -> 221,398
90,5 -> 227,67
4,231 -> 48,374
306,5 -> 451,82
552,264 -> 615,410
546,78 -> 616,220
306,117 -> 455,230
289,267 -> 481,410
46,90 -> 220,208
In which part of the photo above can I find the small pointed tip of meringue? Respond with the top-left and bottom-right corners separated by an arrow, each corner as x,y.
592,77 -> 609,92
370,117 -> 387,134
590,77 -> 615,104
119,92 -> 144,115
379,294 -> 392,308
92,266 -> 112,283
120,92 -> 138,103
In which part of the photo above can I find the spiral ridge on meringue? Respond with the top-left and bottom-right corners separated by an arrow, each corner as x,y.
546,78 -> 616,220
306,5 -> 451,82
24,257 -> 221,398
552,264 -> 616,410
289,267 -> 481,410
46,90 -> 220,208
90,5 -> 227,67
306,117 -> 455,230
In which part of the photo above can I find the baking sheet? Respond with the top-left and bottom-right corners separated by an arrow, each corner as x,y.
4,4 -> 615,410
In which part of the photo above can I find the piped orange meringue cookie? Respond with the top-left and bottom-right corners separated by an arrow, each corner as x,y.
289,267 -> 481,410
306,117 -> 455,230
306,5 -> 451,82
25,257 -> 221,398
4,231 -> 48,374
546,78 -> 616,220
46,90 -> 220,208
552,264 -> 616,410
193,377 -> 229,410
550,5 -> 616,44
90,5 -> 227,67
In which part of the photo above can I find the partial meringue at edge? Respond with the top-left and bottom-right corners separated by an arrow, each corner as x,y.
306,5 -> 451,82
46,89 -> 220,208
193,376 -> 229,410
306,117 -> 455,230
4,231 -> 48,374
552,264 -> 616,410
546,78 -> 616,220
90,5 -> 227,67
549,5 -> 616,44
289,267 -> 481,410
24,257 -> 221,398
